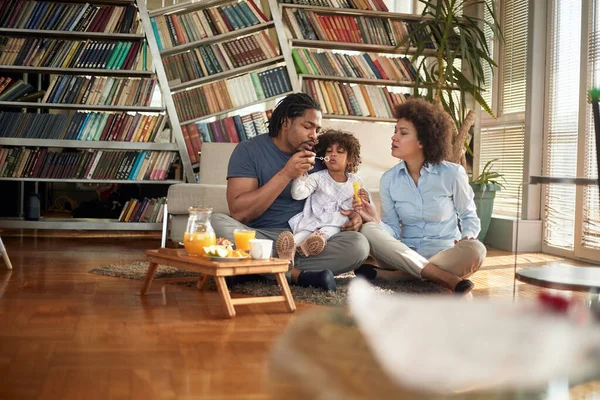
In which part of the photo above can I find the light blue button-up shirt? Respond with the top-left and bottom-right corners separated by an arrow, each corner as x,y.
379,161 -> 481,259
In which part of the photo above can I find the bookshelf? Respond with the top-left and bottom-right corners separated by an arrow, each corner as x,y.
0,0 -> 194,231
272,0 -> 451,122
142,0 -> 296,166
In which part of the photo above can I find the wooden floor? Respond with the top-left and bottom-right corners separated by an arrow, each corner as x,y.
0,235 -> 598,399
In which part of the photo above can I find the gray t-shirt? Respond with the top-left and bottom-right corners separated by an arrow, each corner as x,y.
227,134 -> 322,229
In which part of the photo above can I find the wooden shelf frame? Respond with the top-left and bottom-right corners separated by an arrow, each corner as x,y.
0,178 -> 184,184
290,39 -> 436,56
322,114 -> 396,123
0,218 -> 163,231
0,65 -> 154,77
299,74 -> 460,90
0,28 -> 144,41
0,102 -> 164,112
0,138 -> 178,151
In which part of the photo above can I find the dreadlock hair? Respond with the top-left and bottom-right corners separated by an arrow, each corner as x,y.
314,129 -> 362,173
267,93 -> 321,137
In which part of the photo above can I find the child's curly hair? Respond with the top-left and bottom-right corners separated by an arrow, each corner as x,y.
314,129 -> 362,173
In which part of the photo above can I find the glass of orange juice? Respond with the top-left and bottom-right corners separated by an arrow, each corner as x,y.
233,229 -> 256,253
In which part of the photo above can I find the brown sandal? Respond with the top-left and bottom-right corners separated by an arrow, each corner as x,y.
297,231 -> 327,257
276,231 -> 296,266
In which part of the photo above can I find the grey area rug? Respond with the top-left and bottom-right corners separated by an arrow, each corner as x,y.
89,261 -> 447,306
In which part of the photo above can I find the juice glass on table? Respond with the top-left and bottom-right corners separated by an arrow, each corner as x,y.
233,229 -> 256,254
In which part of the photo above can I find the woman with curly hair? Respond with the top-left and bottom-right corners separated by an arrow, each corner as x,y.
354,98 -> 486,294
276,129 -> 367,261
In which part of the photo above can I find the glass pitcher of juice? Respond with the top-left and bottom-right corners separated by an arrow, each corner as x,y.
183,206 -> 217,256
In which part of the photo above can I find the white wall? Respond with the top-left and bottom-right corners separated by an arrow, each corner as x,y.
322,119 -> 399,191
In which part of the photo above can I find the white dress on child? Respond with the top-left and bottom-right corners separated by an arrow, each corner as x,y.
289,170 -> 364,234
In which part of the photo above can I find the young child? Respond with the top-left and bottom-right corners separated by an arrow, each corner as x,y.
276,129 -> 366,264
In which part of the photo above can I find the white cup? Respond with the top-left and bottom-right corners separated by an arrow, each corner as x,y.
249,239 -> 273,260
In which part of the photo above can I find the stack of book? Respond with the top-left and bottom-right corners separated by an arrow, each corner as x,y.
119,196 -> 166,223
0,148 -> 177,181
173,66 -> 291,123
164,31 -> 279,85
303,78 -> 408,118
0,1 -> 141,34
150,0 -> 267,50
292,48 -> 417,82
0,78 -> 37,101
0,111 -> 166,142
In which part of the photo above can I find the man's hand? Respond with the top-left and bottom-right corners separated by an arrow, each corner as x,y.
281,150 -> 316,180
454,237 -> 476,244
340,210 -> 362,231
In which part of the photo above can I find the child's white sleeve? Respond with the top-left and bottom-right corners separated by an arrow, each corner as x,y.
291,173 -> 319,200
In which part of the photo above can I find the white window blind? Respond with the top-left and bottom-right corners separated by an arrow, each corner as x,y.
478,125 -> 525,217
543,0 -> 582,250
481,0 -> 495,109
583,0 -> 600,250
500,0 -> 528,114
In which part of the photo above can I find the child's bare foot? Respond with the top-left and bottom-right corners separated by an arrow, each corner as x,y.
297,231 -> 327,257
276,231 -> 295,266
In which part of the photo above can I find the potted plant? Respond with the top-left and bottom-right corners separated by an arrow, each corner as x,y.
398,0 -> 502,168
470,158 -> 505,241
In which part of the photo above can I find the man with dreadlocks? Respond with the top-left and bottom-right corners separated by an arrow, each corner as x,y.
211,93 -> 369,291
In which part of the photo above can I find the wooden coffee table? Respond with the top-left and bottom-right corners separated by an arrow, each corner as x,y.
142,248 -> 296,318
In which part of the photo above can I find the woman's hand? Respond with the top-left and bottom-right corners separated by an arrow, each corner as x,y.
358,188 -> 369,205
353,191 -> 379,224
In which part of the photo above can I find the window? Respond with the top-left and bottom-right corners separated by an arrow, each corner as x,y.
543,0 -> 600,261
583,1 -> 600,250
478,0 -> 528,218
543,0 -> 582,250
479,125 -> 525,217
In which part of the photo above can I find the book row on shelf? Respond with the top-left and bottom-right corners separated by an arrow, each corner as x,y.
150,0 -> 267,50
0,148 -> 176,181
119,196 -> 166,224
41,76 -> 156,106
164,31 -> 278,84
285,8 -> 435,48
0,111 -> 165,142
174,65 -> 291,123
0,1 -> 140,34
292,48 -> 417,82
279,0 -> 388,11
0,38 -> 147,70
180,109 -> 271,163
303,78 -> 408,118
